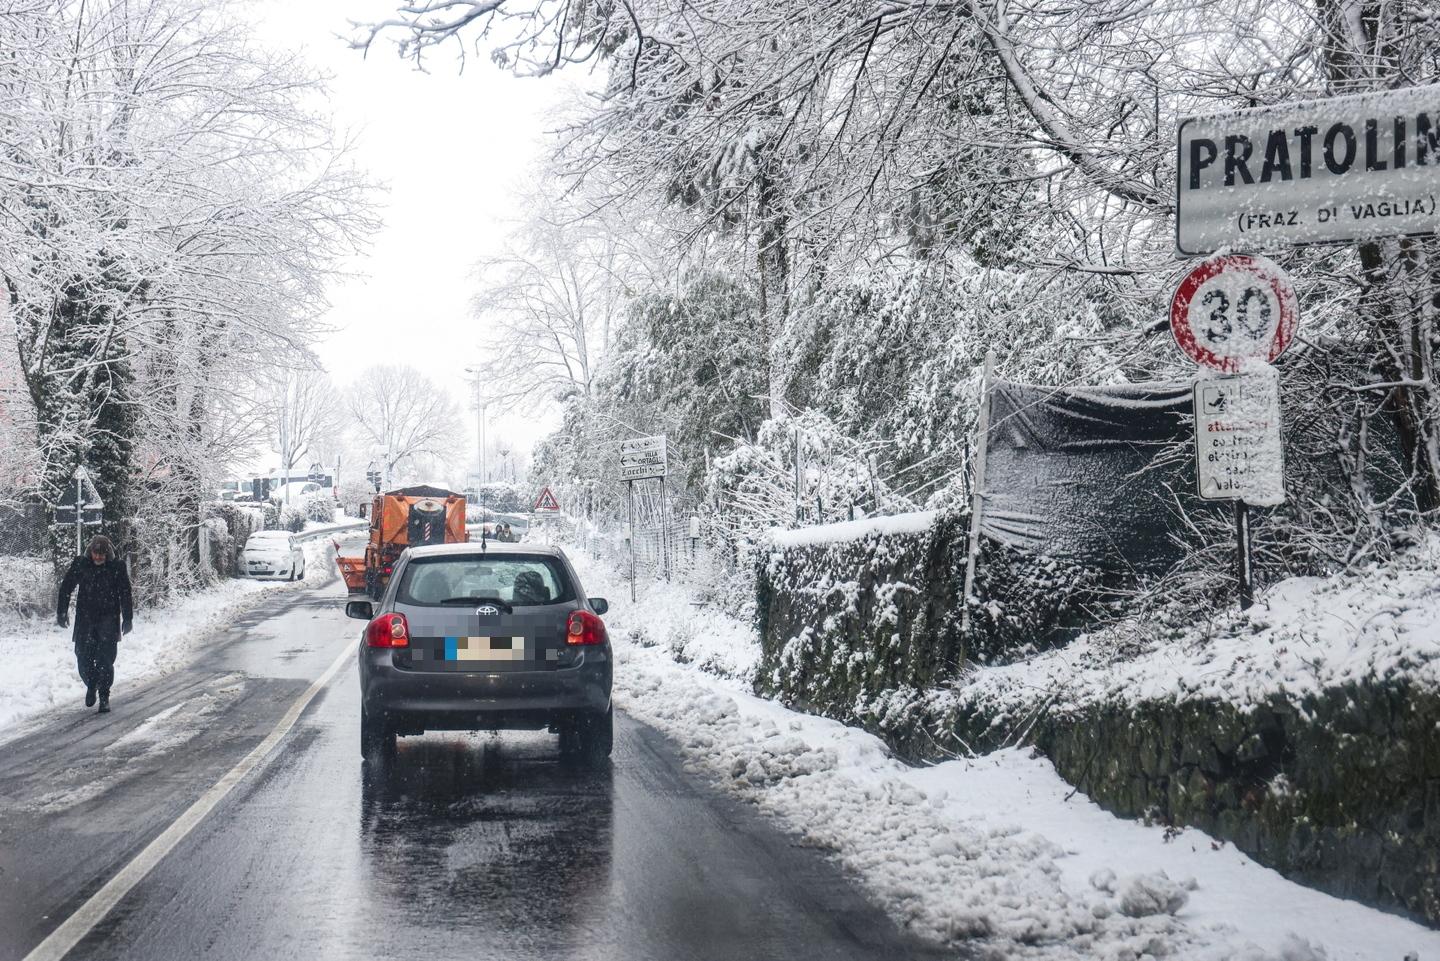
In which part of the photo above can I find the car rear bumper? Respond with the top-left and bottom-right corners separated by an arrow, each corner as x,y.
359,646 -> 612,731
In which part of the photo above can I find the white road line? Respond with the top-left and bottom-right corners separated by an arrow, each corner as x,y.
22,641 -> 355,961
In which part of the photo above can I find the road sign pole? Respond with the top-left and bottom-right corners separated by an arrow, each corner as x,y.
1234,500 -> 1254,610
660,476 -> 670,582
627,481 -> 637,604
75,474 -> 83,556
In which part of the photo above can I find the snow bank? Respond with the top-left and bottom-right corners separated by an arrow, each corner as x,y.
569,548 -> 1440,961
768,510 -> 938,549
579,560 -> 760,685
954,534 -> 1440,719
0,538 -> 335,743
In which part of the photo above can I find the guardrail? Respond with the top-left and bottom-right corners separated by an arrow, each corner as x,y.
293,520 -> 367,544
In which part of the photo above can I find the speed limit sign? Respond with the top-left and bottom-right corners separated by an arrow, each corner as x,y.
1170,255 -> 1298,372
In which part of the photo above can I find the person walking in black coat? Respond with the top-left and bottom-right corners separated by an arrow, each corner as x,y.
57,535 -> 134,714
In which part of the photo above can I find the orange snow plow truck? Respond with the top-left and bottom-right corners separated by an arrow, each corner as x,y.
335,485 -> 467,597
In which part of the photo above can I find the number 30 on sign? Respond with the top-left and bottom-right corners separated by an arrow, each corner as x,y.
1170,254 -> 1298,373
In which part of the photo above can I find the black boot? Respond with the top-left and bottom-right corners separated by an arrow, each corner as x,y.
97,691 -> 110,714
85,685 -> 96,708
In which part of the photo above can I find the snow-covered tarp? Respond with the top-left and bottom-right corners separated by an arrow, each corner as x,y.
980,380 -> 1191,571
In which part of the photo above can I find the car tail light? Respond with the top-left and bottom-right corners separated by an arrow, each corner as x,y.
382,565 -> 393,575
566,610 -> 607,646
366,612 -> 409,648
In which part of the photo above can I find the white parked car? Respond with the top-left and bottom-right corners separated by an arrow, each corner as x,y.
269,481 -> 323,506
242,531 -> 306,580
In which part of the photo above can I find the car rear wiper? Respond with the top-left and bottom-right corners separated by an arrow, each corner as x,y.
438,596 -> 513,612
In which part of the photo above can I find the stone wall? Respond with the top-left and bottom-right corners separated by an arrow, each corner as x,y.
755,515 -> 1440,926
1035,686 -> 1440,925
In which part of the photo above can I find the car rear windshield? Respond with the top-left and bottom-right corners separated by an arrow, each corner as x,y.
396,555 -> 574,607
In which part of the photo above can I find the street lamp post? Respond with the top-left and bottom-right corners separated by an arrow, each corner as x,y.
464,367 -> 487,506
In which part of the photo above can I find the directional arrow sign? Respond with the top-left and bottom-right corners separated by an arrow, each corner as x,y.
618,435 -> 667,481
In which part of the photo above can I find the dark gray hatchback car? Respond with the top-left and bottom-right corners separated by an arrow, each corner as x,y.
346,542 -> 613,762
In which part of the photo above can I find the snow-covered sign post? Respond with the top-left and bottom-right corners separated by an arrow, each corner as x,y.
532,486 -> 561,512
618,435 -> 669,601
529,486 -> 561,546
1176,87 -> 1440,607
1176,84 -> 1440,255
1170,255 -> 1296,609
52,465 -> 105,556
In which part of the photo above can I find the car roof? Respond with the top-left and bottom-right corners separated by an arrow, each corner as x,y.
249,531 -> 290,538
404,541 -> 563,559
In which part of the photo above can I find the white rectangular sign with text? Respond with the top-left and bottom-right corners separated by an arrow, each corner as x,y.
1193,372 -> 1285,506
1177,85 -> 1440,254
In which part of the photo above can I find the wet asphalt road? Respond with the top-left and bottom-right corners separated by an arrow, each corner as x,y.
0,559 -> 947,961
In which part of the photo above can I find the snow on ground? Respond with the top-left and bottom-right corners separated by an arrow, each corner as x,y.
0,536 -> 338,744
952,534 -> 1440,721
567,547 -> 1440,961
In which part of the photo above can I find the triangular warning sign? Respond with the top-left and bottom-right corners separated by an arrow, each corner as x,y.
533,486 -> 560,512
55,464 -> 105,510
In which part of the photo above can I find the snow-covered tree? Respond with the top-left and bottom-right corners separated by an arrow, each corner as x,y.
344,365 -> 465,485
0,0 -> 375,588
266,369 -> 342,506
469,190 -> 625,410
367,0 -> 1440,552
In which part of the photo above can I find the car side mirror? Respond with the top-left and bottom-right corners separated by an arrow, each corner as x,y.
589,597 -> 609,616
345,600 -> 374,620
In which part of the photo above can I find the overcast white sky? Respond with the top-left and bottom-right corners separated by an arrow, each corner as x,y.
248,1 -> 585,480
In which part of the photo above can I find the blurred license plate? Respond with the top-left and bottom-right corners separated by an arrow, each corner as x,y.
444,636 -> 527,662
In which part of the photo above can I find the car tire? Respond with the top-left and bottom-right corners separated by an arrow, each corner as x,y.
360,709 -> 395,762
560,705 -> 613,763
298,561 -> 305,580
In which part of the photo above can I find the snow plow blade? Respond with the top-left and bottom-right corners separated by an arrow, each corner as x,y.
335,551 -> 368,594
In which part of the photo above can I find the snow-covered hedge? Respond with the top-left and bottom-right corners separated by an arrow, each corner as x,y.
301,492 -> 337,524
203,502 -> 265,578
756,510 -> 1119,734
0,556 -> 54,617
282,507 -> 307,533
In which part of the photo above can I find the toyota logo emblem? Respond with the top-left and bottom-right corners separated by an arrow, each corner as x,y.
475,605 -> 500,616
